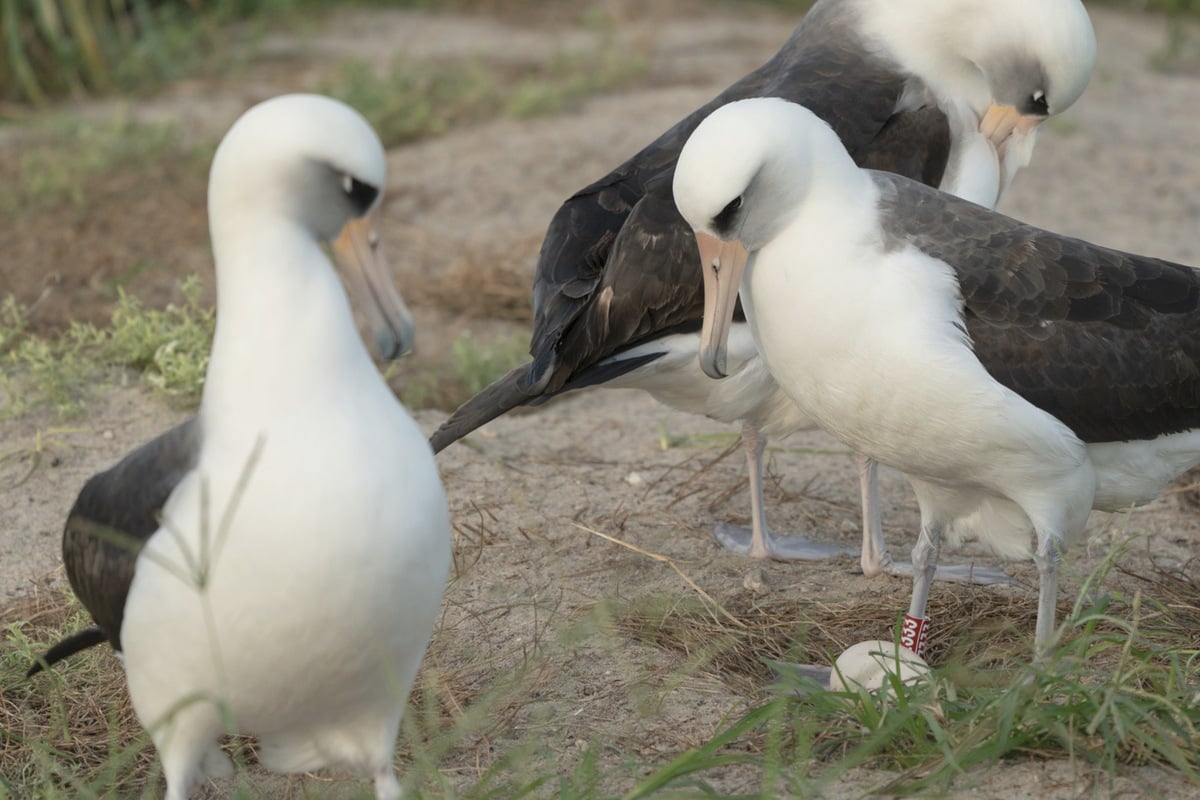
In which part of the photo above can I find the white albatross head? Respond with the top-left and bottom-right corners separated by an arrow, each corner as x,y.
207,93 -> 414,360
857,0 -> 1096,154
673,98 -> 855,380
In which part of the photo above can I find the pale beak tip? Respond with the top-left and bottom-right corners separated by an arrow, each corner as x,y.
700,348 -> 727,380
374,317 -> 415,362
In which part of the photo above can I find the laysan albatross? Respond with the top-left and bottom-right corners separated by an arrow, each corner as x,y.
428,0 -> 1095,581
28,94 -> 451,800
673,96 -> 1200,655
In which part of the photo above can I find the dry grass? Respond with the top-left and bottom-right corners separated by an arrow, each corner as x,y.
0,580 -> 152,796
0,569 -> 564,795
608,554 -> 1200,788
615,588 -> 1080,693
1169,467 -> 1200,510
398,231 -> 541,323
1117,556 -> 1200,634
3,556 -> 1199,795
616,551 -> 1200,691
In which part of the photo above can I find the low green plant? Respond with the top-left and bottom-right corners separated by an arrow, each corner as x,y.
0,0 -> 217,106
452,332 -> 527,398
505,45 -> 648,119
2,0 -> 448,106
1086,0 -> 1200,16
758,562 -> 1200,793
0,276 -> 215,419
325,35 -> 650,149
2,285 -> 534,420
2,116 -> 204,215
399,332 -> 527,411
328,58 -> 499,147
101,277 -> 214,399
0,296 -> 30,354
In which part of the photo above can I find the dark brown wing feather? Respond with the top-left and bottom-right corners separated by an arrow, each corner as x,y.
873,172 -> 1200,442
542,179 -> 706,392
428,364 -> 534,453
59,418 -> 202,655
527,4 -> 906,389
858,106 -> 951,188
432,0 -> 951,448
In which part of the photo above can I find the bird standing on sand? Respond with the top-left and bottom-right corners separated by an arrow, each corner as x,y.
429,0 -> 1095,583
30,94 -> 450,800
673,97 -> 1200,655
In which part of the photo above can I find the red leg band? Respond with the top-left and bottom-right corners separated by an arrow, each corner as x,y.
900,614 -> 930,658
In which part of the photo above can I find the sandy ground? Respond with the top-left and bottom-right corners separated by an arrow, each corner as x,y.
3,3 -> 1200,798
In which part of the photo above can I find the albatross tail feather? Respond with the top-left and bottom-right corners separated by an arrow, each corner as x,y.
429,349 -> 669,454
429,363 -> 539,453
26,626 -> 108,677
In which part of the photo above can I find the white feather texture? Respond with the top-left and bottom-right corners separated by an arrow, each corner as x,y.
119,94 -> 450,800
598,328 -> 811,435
596,0 -> 1095,565
673,98 -> 1104,561
673,97 -> 1200,653
854,0 -> 1096,117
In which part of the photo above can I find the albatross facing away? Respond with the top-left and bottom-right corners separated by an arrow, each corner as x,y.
29,95 -> 450,800
429,0 -> 1094,579
674,97 -> 1200,655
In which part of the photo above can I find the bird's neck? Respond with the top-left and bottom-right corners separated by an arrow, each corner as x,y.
853,0 -> 991,117
761,164 -> 881,277
203,215 -> 378,422
771,149 -> 876,254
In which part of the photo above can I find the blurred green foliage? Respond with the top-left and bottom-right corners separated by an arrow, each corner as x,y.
0,0 -> 443,106
1089,0 -> 1200,14
3,0 -> 1197,107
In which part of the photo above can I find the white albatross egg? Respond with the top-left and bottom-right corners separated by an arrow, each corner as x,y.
829,640 -> 931,692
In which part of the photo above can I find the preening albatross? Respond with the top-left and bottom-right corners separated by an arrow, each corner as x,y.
429,0 -> 1095,578
673,97 -> 1200,655
28,94 -> 450,800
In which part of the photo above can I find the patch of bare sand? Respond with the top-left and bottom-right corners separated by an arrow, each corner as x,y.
3,3 -> 1200,798
1,385 -> 188,597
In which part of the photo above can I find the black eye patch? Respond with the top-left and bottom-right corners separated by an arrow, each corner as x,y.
342,174 -> 379,216
712,195 -> 743,234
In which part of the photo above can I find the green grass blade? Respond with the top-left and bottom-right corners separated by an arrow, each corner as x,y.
2,0 -> 48,105
62,0 -> 112,91
622,702 -> 778,800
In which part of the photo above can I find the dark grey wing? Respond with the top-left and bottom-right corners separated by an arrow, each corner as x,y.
874,172 -> 1200,442
524,2 -> 911,394
858,106 -> 950,188
429,189 -> 704,452
60,419 -> 201,654
542,179 -> 709,392
434,1 -> 949,450
429,181 -> 745,452
428,363 -> 535,453
525,165 -> 670,391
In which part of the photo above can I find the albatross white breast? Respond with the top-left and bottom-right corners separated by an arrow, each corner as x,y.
30,94 -> 450,800
428,0 -> 1094,583
673,97 -> 1200,656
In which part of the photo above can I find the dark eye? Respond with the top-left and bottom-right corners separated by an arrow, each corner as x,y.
341,173 -> 379,215
712,195 -> 743,232
1029,90 -> 1049,116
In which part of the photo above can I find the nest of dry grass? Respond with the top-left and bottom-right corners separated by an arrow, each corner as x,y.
1117,556 -> 1200,636
4,558 -> 1196,792
617,558 -> 1200,695
615,586 -> 1077,693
